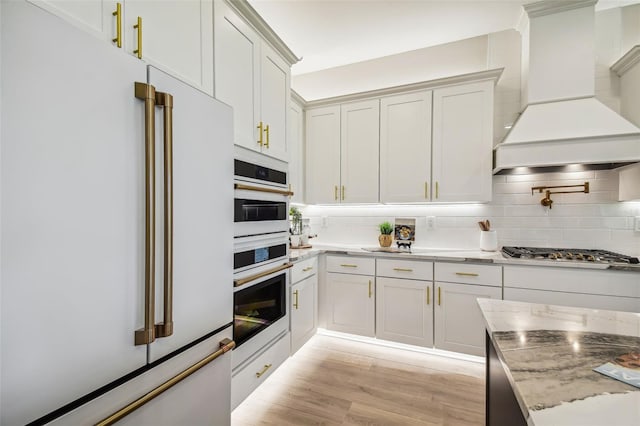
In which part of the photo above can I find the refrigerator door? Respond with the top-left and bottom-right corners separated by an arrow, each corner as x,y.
146,67 -> 234,362
1,2 -> 148,424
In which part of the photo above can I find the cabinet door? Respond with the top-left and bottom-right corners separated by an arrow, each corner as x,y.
124,0 -> 213,95
260,43 -> 291,161
380,91 -> 433,203
434,282 -> 501,356
326,273 -> 375,337
376,278 -> 433,347
27,0 -> 117,44
432,81 -> 493,202
291,275 -> 317,353
214,0 -> 261,151
305,106 -> 341,204
289,100 -> 304,203
340,99 -> 380,203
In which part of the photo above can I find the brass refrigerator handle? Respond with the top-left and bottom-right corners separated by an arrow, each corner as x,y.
112,3 -> 122,48
155,91 -> 174,338
133,16 -> 142,59
234,183 -> 293,197
95,339 -> 235,426
134,82 -> 157,346
234,263 -> 293,287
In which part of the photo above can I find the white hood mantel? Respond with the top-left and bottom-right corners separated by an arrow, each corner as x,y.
493,0 -> 640,174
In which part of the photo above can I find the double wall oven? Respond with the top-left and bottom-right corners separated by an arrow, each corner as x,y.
233,158 -> 293,367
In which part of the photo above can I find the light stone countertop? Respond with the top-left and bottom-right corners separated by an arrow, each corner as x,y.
478,298 -> 640,426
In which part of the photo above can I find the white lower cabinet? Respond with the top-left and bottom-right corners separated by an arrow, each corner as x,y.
291,274 -> 317,354
434,281 -> 501,356
376,277 -> 433,347
326,272 -> 375,337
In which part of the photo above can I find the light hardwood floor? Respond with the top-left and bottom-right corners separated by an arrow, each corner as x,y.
232,334 -> 485,425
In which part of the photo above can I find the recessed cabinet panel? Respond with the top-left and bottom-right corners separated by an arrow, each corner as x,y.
327,272 -> 375,337
260,44 -> 290,161
27,0 -> 116,42
380,91 -> 433,203
305,106 -> 341,204
289,101 -> 304,203
291,275 -> 317,353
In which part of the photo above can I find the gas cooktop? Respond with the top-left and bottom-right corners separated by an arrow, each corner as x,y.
502,246 -> 639,264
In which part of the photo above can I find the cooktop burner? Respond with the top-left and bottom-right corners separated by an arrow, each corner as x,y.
502,246 -> 639,264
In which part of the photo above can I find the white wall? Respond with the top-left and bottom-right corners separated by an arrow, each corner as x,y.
302,170 -> 640,257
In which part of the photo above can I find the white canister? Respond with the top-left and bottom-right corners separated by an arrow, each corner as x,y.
479,230 -> 498,251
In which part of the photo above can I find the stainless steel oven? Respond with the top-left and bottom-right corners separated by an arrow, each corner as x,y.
234,183 -> 291,237
234,232 -> 289,274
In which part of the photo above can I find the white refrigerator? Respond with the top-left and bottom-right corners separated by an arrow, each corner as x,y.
1,1 -> 233,424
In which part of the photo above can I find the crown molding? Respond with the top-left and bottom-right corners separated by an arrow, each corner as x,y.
291,89 -> 306,107
227,0 -> 300,66
523,0 -> 597,18
611,45 -> 640,77
301,68 -> 504,109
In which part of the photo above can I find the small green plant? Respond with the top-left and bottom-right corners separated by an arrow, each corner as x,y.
378,221 -> 394,235
290,206 -> 303,235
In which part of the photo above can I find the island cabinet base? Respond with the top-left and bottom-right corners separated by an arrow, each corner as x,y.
486,332 -> 527,426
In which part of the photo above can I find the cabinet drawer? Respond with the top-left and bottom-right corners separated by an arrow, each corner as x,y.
376,258 -> 433,281
504,288 -> 640,313
291,256 -> 318,284
231,333 -> 290,409
435,262 -> 501,287
326,255 -> 375,275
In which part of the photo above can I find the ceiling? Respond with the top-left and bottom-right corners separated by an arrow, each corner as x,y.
248,0 -> 640,76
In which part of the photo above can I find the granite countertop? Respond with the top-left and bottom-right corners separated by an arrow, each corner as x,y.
478,298 -> 640,426
288,243 -> 640,272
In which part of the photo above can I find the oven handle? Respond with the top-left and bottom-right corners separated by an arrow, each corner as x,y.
234,183 -> 294,197
234,263 -> 293,288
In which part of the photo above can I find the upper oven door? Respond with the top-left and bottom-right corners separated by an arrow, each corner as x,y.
234,232 -> 289,274
234,183 -> 290,237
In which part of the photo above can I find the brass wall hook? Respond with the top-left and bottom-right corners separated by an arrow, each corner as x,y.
531,182 -> 589,209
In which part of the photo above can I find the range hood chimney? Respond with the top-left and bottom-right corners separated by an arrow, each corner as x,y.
493,0 -> 640,174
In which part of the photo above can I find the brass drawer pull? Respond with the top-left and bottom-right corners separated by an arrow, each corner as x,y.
340,264 -> 358,268
256,363 -> 272,378
393,267 -> 413,272
302,266 -> 313,272
455,272 -> 479,277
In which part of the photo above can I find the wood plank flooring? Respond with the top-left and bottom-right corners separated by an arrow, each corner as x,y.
232,334 -> 485,425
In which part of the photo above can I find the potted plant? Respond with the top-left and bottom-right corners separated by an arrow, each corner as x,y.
378,221 -> 394,247
289,206 -> 303,247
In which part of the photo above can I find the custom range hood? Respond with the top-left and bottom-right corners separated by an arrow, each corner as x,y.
494,0 -> 640,174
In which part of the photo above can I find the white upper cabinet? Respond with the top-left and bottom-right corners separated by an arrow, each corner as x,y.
432,81 -> 494,202
289,99 -> 304,203
380,91 -> 432,203
123,0 -> 214,95
214,0 -> 292,162
340,99 -> 380,203
305,105 -> 341,204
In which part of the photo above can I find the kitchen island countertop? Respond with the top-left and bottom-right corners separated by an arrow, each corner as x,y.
479,298 -> 640,426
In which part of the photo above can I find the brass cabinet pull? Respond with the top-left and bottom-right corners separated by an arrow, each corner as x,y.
234,183 -> 293,197
368,280 -> 372,298
334,185 -> 338,201
155,91 -> 174,338
112,3 -> 122,48
234,263 -> 293,287
340,264 -> 358,268
133,16 -> 142,59
134,82 -> 157,346
426,287 -> 430,305
424,182 -> 428,199
293,290 -> 299,309
96,339 -> 235,426
438,287 -> 441,306
393,267 -> 413,272
256,363 -> 272,378
264,124 -> 270,148
302,266 -> 313,272
455,272 -> 479,277
341,185 -> 345,201
257,121 -> 264,146
435,181 -> 439,199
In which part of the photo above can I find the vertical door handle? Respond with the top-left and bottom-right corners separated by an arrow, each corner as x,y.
438,286 -> 441,306
424,182 -> 428,199
334,185 -> 338,201
341,185 -> 345,201
435,181 -> 439,199
133,17 -> 143,59
293,290 -> 299,309
155,91 -> 174,338
264,124 -> 270,148
257,121 -> 264,146
426,286 -> 430,305
368,280 -> 372,298
134,82 -> 157,346
112,3 -> 122,48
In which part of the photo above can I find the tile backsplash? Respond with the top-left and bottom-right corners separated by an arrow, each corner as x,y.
301,170 -> 640,257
